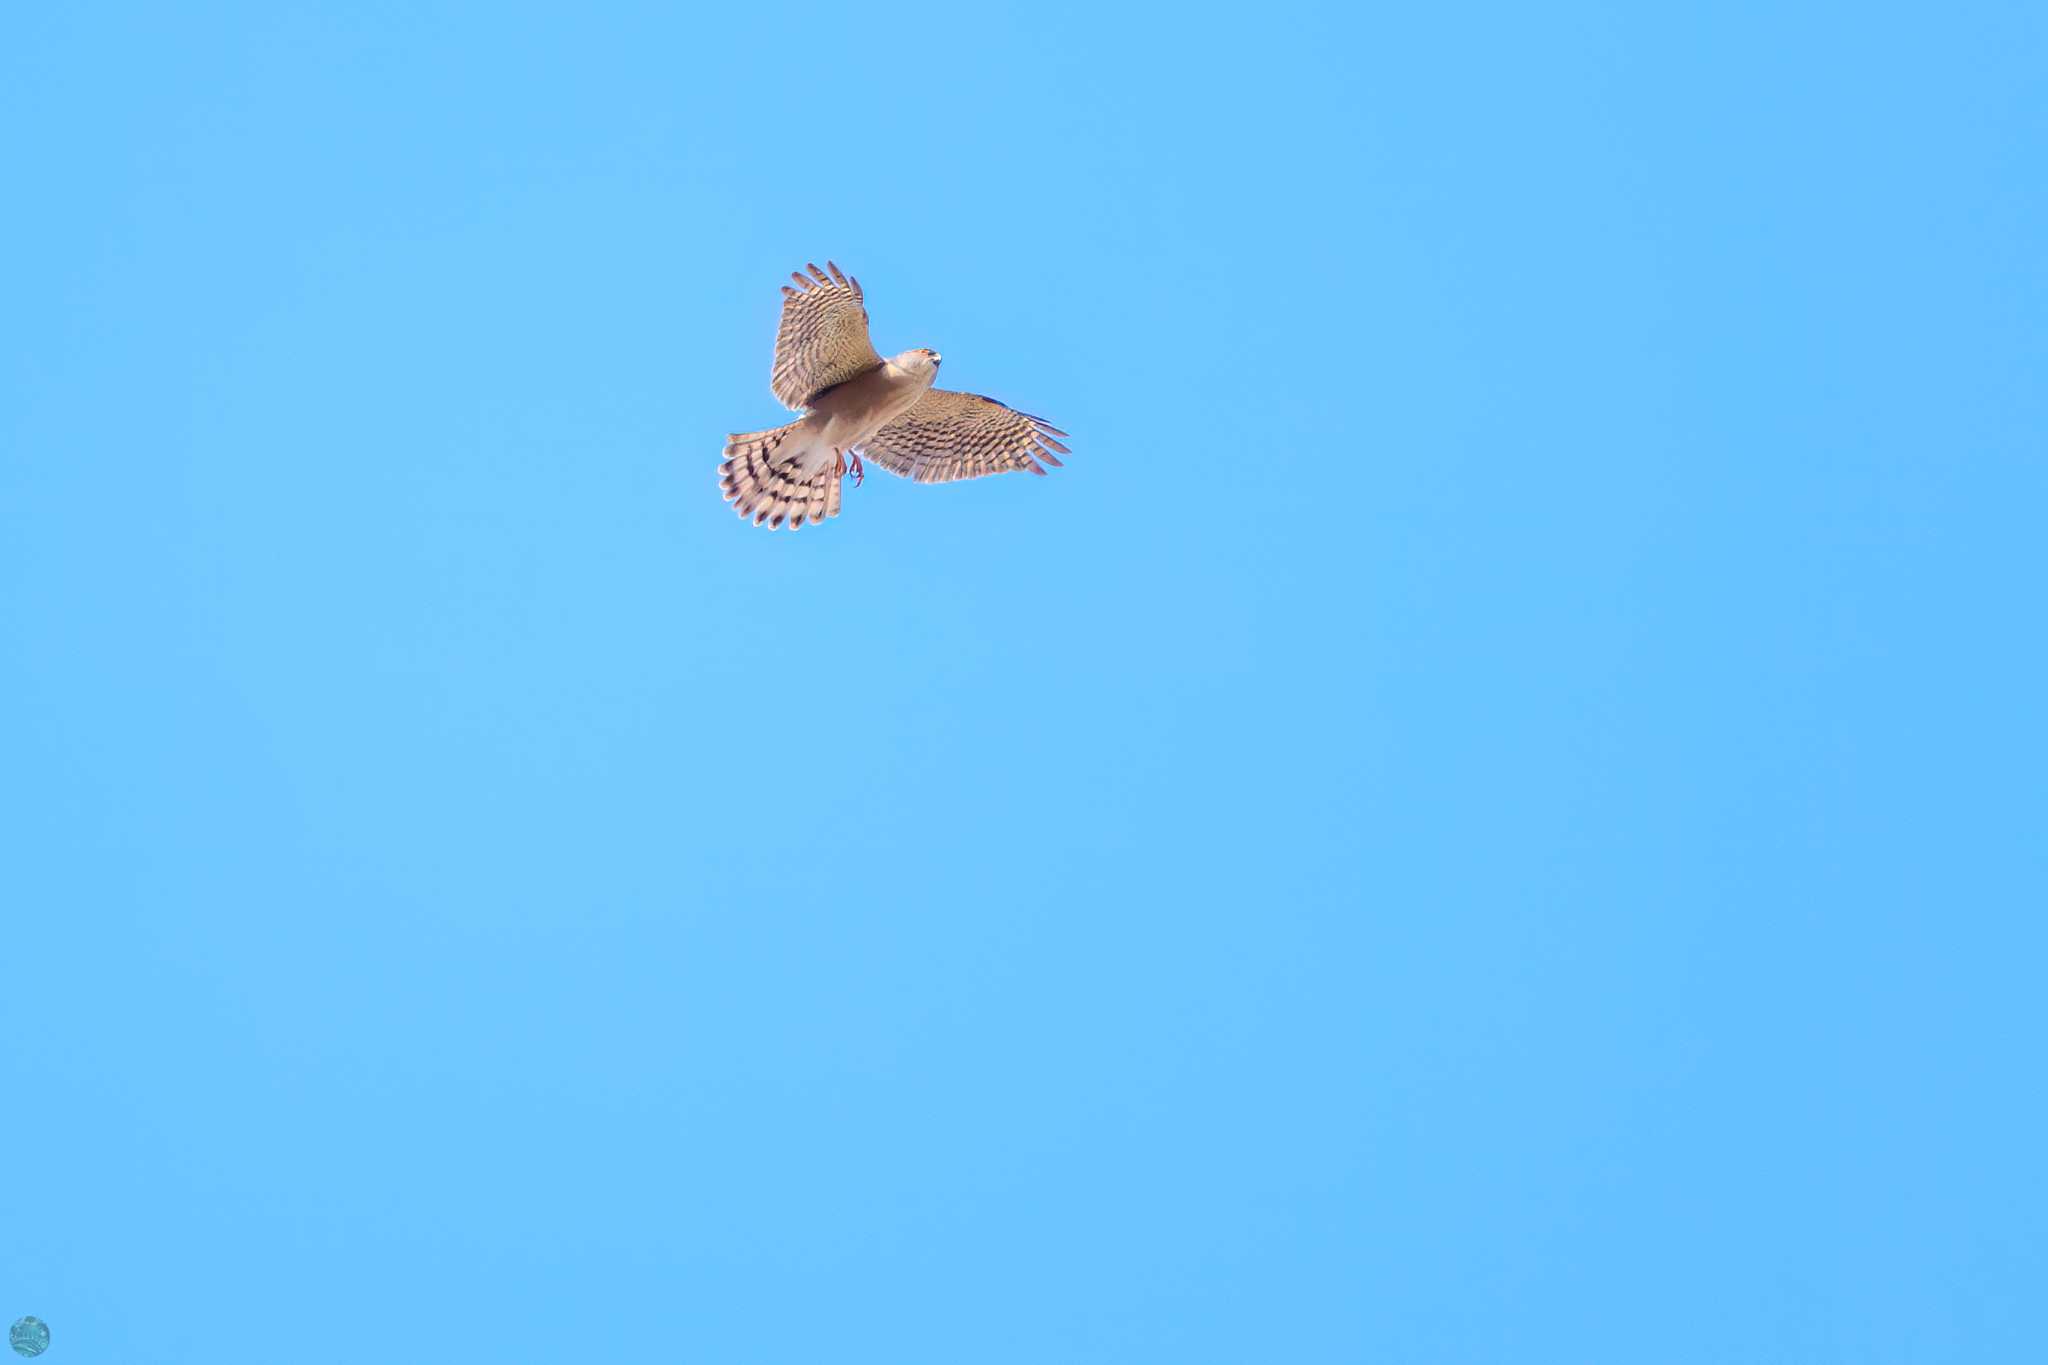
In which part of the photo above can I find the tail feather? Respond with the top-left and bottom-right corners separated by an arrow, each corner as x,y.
803,463 -> 832,526
718,422 -> 840,531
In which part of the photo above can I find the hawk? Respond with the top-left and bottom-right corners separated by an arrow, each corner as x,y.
718,262 -> 1070,530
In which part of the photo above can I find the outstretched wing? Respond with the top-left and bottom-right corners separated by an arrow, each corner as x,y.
770,262 -> 882,410
862,388 -> 1069,484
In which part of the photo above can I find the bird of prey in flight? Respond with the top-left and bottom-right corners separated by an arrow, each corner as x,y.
718,262 -> 1069,530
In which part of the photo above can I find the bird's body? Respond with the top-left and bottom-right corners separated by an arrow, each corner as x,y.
777,350 -> 938,477
719,262 -> 1068,529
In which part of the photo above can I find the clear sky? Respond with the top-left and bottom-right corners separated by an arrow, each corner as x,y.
3,3 -> 2043,1361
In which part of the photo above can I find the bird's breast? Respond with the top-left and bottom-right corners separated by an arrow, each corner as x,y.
811,365 -> 930,445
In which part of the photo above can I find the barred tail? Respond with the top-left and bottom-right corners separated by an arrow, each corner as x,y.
718,422 -> 841,531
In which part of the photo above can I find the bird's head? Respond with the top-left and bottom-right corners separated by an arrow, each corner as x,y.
896,347 -> 942,380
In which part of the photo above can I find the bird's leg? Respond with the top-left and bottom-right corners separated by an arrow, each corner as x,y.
848,450 -> 865,487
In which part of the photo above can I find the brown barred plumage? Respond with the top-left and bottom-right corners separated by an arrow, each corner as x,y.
720,263 -> 1068,531
718,423 -> 842,530
862,389 -> 1070,484
769,262 -> 880,411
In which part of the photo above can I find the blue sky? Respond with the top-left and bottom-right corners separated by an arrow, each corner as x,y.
3,2 -> 2042,1361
